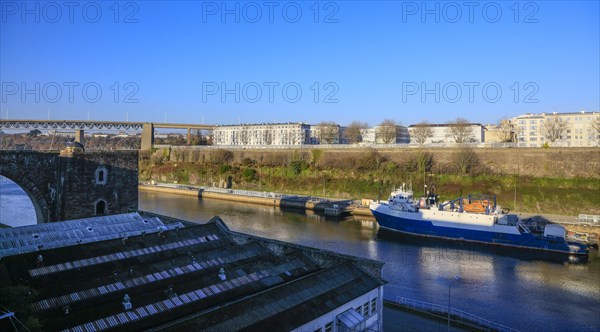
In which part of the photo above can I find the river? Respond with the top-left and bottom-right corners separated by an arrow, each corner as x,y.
1,178 -> 599,331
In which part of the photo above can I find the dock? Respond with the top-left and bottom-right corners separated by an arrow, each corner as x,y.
139,183 -> 358,217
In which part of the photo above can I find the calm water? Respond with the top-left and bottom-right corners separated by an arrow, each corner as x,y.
1,178 -> 599,331
0,177 -> 37,227
139,191 -> 600,332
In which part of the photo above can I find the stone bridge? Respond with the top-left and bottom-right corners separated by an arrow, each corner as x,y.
0,150 -> 138,223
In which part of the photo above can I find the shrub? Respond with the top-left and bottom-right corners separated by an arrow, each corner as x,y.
242,168 -> 257,181
311,149 -> 323,164
289,160 -> 309,176
211,149 -> 234,164
219,164 -> 232,174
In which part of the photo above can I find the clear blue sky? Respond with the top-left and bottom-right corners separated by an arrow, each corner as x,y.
1,1 -> 598,126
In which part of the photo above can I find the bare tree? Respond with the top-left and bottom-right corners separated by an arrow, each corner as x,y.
497,118 -> 514,142
592,116 -> 600,144
376,119 -> 399,144
263,130 -> 272,145
447,117 -> 474,144
315,121 -> 340,144
344,121 -> 368,144
410,121 -> 434,145
543,117 -> 567,143
454,146 -> 479,174
239,128 -> 249,145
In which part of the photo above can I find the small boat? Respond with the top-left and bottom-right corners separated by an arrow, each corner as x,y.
370,184 -> 589,263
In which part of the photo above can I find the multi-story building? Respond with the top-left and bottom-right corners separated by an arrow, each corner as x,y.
213,123 -> 311,146
309,124 -> 341,144
512,111 -> 600,147
408,123 -> 484,145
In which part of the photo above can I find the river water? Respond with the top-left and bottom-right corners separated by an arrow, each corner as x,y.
1,178 -> 599,331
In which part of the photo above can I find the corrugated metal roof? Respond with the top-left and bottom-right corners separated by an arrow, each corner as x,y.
0,214 -> 383,332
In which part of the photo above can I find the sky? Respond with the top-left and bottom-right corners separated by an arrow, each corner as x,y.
1,0 -> 599,126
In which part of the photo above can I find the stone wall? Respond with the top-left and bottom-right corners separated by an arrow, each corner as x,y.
60,151 -> 139,221
0,150 -> 138,223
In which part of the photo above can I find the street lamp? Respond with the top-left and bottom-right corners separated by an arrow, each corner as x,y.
447,275 -> 460,331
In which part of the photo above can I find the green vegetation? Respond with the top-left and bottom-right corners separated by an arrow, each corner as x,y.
139,147 -> 600,216
0,285 -> 43,331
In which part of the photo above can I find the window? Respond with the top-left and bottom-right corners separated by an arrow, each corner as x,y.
325,322 -> 333,332
363,302 -> 370,317
370,298 -> 377,314
95,166 -> 108,185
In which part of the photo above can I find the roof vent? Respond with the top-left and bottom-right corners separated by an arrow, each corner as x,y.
122,294 -> 132,310
87,227 -> 93,232
218,268 -> 227,281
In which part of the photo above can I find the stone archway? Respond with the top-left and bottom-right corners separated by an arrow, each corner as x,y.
0,173 -> 49,224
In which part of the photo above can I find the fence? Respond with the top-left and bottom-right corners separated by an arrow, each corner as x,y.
395,297 -> 520,332
154,142 -> 521,150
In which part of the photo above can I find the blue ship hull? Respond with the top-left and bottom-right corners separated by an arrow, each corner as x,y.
371,209 -> 588,261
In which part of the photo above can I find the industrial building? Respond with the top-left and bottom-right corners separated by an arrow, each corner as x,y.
407,123 -> 484,145
360,125 -> 410,144
0,212 -> 385,332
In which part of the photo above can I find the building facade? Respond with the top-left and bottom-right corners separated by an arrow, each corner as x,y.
213,123 -> 311,146
483,123 -> 517,143
408,123 -> 484,145
361,125 -> 410,144
512,111 -> 600,147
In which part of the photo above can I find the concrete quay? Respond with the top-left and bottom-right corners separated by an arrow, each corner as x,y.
139,183 -> 356,217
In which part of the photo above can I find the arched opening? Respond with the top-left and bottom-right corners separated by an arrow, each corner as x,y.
0,175 -> 40,226
95,200 -> 107,216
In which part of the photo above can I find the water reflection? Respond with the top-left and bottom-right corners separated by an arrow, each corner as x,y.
139,191 -> 600,331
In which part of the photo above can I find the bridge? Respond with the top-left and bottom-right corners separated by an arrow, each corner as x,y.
0,149 -> 138,223
0,120 -> 214,150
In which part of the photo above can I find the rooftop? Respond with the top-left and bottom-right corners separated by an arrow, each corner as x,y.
0,213 -> 384,332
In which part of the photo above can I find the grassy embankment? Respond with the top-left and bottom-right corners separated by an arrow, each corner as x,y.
139,148 -> 600,216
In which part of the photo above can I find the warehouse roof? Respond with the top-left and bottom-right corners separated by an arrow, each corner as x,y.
0,213 -> 384,332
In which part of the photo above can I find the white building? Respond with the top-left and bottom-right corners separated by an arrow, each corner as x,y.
361,125 -> 410,144
408,123 -> 484,145
213,123 -> 311,146
512,111 -> 600,147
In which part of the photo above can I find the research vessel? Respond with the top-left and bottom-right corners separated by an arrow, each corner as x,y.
370,185 -> 588,262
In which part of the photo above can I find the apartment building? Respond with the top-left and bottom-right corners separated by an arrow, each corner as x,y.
513,111 -> 600,147
213,123 -> 311,146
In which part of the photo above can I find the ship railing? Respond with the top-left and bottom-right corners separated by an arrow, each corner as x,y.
517,222 -> 531,234
395,296 -> 520,332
